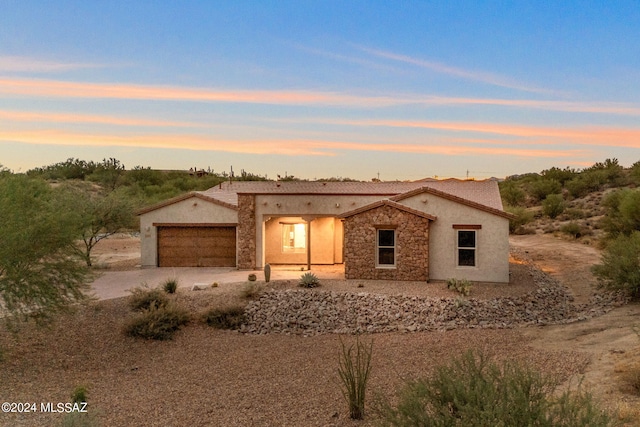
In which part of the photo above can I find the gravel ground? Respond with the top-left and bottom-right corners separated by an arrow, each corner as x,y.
0,257 -> 598,427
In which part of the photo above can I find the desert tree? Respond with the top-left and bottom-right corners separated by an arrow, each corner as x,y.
59,182 -> 136,266
0,175 -> 91,323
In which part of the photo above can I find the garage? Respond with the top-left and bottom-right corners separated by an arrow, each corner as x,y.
157,225 -> 236,267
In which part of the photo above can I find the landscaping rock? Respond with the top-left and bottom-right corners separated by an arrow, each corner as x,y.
241,260 -> 628,335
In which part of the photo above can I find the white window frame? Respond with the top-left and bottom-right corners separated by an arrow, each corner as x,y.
456,228 -> 478,268
376,228 -> 396,268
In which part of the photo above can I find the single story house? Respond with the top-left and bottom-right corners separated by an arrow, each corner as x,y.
137,179 -> 513,283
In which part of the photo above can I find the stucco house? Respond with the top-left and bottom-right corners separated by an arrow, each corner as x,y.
137,179 -> 512,283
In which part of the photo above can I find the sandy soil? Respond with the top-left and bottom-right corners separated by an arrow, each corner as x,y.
511,234 -> 640,420
1,234 -> 639,426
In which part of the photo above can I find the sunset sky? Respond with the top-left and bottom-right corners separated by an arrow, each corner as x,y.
1,1 -> 639,180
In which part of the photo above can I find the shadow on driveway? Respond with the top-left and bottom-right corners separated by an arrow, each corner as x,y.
89,265 -> 345,300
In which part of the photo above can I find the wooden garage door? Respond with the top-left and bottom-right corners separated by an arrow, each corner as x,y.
157,226 -> 236,267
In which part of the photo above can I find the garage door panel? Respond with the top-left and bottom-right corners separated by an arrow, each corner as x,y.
157,226 -> 236,267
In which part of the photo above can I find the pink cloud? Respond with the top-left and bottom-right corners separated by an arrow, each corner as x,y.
0,129 -> 583,159
0,110 -> 198,127
2,77 -> 640,116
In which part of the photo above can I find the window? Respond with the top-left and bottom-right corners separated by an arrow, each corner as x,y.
377,229 -> 395,266
457,230 -> 476,267
282,223 -> 306,253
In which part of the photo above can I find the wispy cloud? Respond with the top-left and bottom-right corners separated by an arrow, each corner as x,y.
0,77 -> 402,107
0,110 -> 199,127
0,56 -> 102,73
0,129 -> 584,159
282,117 -> 640,149
2,77 -> 639,116
356,46 -> 557,95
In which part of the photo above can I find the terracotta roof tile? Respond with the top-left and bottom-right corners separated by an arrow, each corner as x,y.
199,179 -> 504,212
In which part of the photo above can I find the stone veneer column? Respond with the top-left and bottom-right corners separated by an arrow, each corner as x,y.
237,194 -> 256,269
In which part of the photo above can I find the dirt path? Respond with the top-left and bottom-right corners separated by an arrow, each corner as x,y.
510,234 -> 601,305
511,234 -> 640,419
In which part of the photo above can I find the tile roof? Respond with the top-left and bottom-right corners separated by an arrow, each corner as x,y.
199,179 -> 504,212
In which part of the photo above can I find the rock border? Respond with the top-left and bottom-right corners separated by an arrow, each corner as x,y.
241,256 -> 628,335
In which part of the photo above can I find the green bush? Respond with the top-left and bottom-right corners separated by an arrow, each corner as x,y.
446,278 -> 472,296
204,306 -> 246,329
124,303 -> 190,340
299,272 -> 320,288
600,189 -> 640,239
375,350 -> 613,427
542,193 -> 565,218
560,222 -> 582,238
128,285 -> 169,312
541,166 -> 577,185
566,170 -> 608,198
338,336 -> 373,420
529,178 -> 562,202
504,205 -> 534,234
59,385 -> 97,427
592,231 -> 640,298
70,386 -> 88,403
162,278 -> 178,294
631,160 -> 640,184
499,181 -> 526,206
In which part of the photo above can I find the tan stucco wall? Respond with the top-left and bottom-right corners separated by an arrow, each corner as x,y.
139,197 -> 238,267
264,216 -> 339,264
253,194 -> 388,267
398,194 -> 510,283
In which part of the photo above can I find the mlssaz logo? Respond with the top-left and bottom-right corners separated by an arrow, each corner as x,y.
40,402 -> 88,413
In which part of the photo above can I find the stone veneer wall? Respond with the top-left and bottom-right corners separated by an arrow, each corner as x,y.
343,204 -> 430,281
237,194 -> 256,269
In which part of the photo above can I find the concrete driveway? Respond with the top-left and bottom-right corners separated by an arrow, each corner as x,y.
89,265 -> 345,300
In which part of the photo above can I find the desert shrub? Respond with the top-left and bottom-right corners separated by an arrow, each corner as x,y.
128,285 -> 169,312
599,189 -> 640,239
162,278 -> 178,294
560,222 -> 582,238
375,350 -> 613,427
587,158 -> 625,185
529,178 -> 562,202
567,170 -> 608,198
204,306 -> 245,329
564,207 -> 586,220
499,181 -> 526,206
631,160 -> 640,184
240,281 -> 262,299
505,205 -> 534,233
338,336 -> 373,420
124,303 -> 190,340
59,386 -> 97,427
299,272 -> 320,288
541,166 -> 577,185
592,231 -> 640,298
446,278 -> 472,296
542,194 -> 565,219
70,386 -> 88,403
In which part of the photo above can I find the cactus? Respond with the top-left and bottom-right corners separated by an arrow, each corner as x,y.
264,263 -> 271,283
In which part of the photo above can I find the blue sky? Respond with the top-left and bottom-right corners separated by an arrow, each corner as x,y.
1,1 -> 639,180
